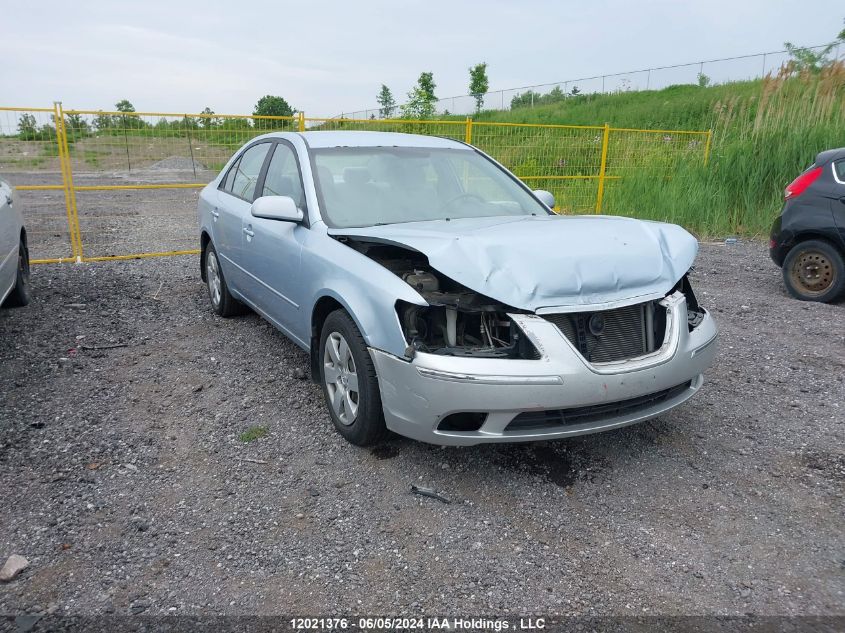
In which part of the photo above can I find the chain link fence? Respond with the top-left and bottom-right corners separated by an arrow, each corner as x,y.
337,44 -> 841,120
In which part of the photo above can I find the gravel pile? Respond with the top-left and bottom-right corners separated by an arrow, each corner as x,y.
0,241 -> 842,617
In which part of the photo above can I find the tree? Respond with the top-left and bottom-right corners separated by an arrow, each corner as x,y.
545,86 -> 565,104
784,19 -> 845,74
199,106 -> 220,129
253,95 -> 295,118
93,111 -> 114,131
17,114 -> 38,140
115,99 -> 135,113
401,72 -> 438,119
376,84 -> 396,119
697,72 -> 711,88
569,85 -> 581,96
468,62 -> 489,112
510,90 -> 542,109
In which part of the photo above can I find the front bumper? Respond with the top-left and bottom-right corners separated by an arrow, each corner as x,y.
369,292 -> 718,446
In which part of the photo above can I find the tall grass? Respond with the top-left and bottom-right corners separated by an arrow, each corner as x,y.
475,63 -> 845,236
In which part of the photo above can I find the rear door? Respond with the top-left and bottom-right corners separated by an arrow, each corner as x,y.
214,142 -> 272,293
239,141 -> 307,342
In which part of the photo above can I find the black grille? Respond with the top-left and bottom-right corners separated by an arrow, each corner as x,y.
506,381 -> 692,432
544,302 -> 655,363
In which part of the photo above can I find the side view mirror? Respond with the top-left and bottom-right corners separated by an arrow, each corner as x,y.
533,190 -> 555,210
251,195 -> 303,222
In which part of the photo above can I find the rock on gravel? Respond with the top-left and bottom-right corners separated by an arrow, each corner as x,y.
0,555 -> 29,582
0,240 -> 842,617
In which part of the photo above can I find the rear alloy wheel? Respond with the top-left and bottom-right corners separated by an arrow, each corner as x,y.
319,310 -> 386,446
782,239 -> 845,303
204,242 -> 245,317
4,236 -> 31,308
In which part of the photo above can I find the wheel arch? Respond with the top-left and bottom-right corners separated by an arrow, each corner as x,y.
790,231 -> 844,254
309,293 -> 364,382
200,231 -> 212,282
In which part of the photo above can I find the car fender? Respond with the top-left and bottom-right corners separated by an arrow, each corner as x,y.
300,231 -> 427,356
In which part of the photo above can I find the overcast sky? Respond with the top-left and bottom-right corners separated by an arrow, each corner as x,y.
4,0 -> 842,117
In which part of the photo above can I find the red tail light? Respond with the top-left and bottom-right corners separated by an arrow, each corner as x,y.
785,166 -> 822,199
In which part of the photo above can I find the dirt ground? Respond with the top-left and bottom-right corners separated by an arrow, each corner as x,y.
0,241 -> 843,619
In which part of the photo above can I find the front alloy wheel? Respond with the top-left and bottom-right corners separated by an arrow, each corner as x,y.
323,332 -> 359,425
319,310 -> 386,446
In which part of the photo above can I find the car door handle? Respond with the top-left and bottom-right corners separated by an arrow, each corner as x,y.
211,208 -> 220,219
243,227 -> 254,238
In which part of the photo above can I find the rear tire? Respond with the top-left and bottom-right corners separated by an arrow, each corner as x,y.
4,236 -> 31,308
782,239 -> 845,303
204,242 -> 246,317
319,310 -> 386,446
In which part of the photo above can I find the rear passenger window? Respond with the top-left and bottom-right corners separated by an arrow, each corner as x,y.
834,160 -> 845,183
262,143 -> 306,209
227,142 -> 271,201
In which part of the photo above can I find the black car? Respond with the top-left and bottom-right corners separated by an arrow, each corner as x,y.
769,148 -> 845,302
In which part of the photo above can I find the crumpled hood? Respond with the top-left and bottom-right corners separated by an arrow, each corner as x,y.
329,215 -> 698,311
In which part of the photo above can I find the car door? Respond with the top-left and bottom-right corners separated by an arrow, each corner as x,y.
214,141 -> 272,294
831,159 -> 845,252
239,141 -> 306,342
0,181 -> 17,296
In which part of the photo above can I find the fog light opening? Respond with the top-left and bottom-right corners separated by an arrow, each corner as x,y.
437,412 -> 488,432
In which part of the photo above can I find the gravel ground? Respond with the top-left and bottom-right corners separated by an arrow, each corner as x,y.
9,170 -> 208,261
0,240 -> 843,618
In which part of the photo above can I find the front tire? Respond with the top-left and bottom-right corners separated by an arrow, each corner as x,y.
782,239 -> 845,303
204,242 -> 245,317
319,310 -> 386,446
4,236 -> 31,308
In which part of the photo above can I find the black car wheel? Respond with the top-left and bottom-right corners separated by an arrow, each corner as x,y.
782,239 -> 845,302
319,309 -> 386,446
4,236 -> 31,308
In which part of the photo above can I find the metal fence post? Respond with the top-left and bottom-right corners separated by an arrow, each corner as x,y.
594,123 -> 611,213
55,102 -> 84,262
465,117 -> 473,144
54,102 -> 78,261
184,116 -> 197,179
298,112 -> 305,132
703,129 -> 713,166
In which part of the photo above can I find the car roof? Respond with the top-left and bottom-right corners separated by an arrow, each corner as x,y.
259,130 -> 470,150
815,148 -> 845,165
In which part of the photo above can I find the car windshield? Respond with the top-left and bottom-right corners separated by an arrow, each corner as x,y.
310,147 -> 550,228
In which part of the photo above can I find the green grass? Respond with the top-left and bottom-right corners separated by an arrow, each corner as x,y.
466,65 -> 845,236
238,426 -> 268,443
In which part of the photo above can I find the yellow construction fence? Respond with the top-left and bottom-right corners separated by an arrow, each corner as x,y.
0,103 -> 710,264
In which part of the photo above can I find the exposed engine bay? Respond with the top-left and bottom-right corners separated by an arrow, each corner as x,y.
338,238 -> 538,358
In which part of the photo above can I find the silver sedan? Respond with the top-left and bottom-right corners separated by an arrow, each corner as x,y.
197,131 -> 717,446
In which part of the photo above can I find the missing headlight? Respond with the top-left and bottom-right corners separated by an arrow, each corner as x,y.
396,300 -> 539,359
675,274 -> 705,331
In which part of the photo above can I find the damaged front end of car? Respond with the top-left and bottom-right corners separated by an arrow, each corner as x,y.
338,237 -> 541,360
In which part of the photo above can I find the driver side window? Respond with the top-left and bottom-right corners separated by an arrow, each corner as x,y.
224,142 -> 271,202
262,143 -> 306,210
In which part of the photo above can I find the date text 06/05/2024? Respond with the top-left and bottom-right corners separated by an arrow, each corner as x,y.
290,617 -> 547,630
